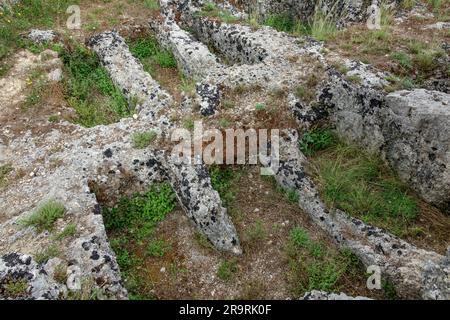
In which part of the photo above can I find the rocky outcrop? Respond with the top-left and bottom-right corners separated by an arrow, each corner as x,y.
272,130 -> 450,299
301,290 -> 372,300
235,0 -> 400,27
318,74 -> 450,211
27,29 -> 57,44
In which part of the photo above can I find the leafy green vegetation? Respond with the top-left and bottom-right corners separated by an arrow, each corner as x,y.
255,103 -> 266,111
0,0 -> 75,61
3,279 -> 28,298
143,0 -> 160,11
307,135 -> 420,237
129,37 -> 177,76
147,239 -> 171,257
103,183 -> 177,299
299,128 -> 336,156
217,259 -> 238,281
209,166 -> 240,207
53,223 -> 77,241
60,45 -> 131,127
21,200 -> 65,232
286,226 -> 362,295
264,14 -> 299,33
132,131 -> 157,149
198,2 -> 239,23
103,183 -> 176,235
263,9 -> 336,41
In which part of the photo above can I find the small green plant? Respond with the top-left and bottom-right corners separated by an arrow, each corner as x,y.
53,223 -> 77,241
217,259 -> 238,281
264,14 -> 296,33
255,103 -> 266,111
219,118 -> 231,128
287,227 -> 359,295
3,279 -> 28,297
60,45 -> 130,127
144,0 -> 160,11
132,131 -> 157,149
48,115 -> 59,123
0,164 -> 13,187
391,52 -> 412,70
103,183 -> 176,233
309,9 -> 337,41
129,37 -> 177,73
245,219 -> 267,244
146,239 -> 171,257
53,263 -> 68,284
299,128 -> 336,156
22,200 -> 65,232
35,245 -> 61,264
310,142 -> 419,236
290,227 -> 310,248
183,118 -> 195,130
209,166 -> 239,207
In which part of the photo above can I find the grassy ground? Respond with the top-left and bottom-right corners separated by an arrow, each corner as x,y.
102,183 -> 177,300
303,128 -> 450,252
60,43 -> 131,127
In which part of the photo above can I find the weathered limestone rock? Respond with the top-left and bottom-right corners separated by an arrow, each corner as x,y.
88,31 -> 242,255
318,73 -> 450,211
301,290 -> 372,300
27,29 -> 57,44
235,0 -> 399,27
272,130 -> 450,299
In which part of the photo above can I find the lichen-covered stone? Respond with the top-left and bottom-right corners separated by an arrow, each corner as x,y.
271,131 -> 450,299
301,290 -> 372,300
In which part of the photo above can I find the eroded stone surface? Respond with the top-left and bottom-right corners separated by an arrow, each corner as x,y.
301,290 -> 372,300
272,130 -> 450,299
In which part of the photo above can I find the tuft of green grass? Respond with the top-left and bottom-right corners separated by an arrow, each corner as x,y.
53,223 -> 77,241
245,219 -> 267,244
217,259 -> 238,281
132,131 -> 157,149
60,44 -> 130,127
104,183 -> 177,299
103,183 -> 176,236
0,0 -> 76,61
22,200 -> 65,232
264,14 -> 296,32
255,103 -> 266,111
53,263 -> 68,284
0,164 -> 13,187
146,239 -> 171,257
309,141 -> 419,237
391,52 -> 412,70
129,37 -> 177,75
35,244 -> 61,264
143,0 -> 160,11
199,2 -> 239,23
290,227 -> 310,248
286,227 -> 361,295
209,166 -> 240,207
309,9 -> 337,41
299,128 -> 336,156
3,279 -> 28,298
